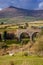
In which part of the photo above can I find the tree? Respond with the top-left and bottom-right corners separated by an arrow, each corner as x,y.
0,34 -> 2,41
1,22 -> 4,25
3,31 -> 7,41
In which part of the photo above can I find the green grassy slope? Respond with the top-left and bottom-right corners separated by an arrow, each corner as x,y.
0,16 -> 43,24
0,53 -> 43,65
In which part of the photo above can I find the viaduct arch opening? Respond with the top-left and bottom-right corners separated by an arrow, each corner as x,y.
20,32 -> 30,43
32,32 -> 39,42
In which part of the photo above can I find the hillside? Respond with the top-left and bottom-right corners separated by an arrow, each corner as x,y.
0,6 -> 43,18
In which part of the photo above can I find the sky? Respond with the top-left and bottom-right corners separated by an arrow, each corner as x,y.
0,0 -> 43,10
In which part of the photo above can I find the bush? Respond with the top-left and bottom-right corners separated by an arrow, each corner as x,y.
24,52 -> 28,56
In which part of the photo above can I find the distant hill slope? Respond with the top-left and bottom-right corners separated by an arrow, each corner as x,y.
0,6 -> 43,18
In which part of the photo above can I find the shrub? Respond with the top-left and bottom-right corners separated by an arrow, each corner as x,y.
24,52 -> 28,56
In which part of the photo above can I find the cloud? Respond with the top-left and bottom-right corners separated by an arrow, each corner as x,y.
36,2 -> 43,10
39,2 -> 43,9
0,8 -> 2,10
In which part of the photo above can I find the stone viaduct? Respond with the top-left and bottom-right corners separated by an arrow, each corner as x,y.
14,27 -> 41,41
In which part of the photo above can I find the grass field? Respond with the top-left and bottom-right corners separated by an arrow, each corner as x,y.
0,16 -> 43,24
0,17 -> 37,24
0,52 -> 43,65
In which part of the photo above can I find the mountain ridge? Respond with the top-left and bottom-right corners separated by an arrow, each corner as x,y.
0,6 -> 43,18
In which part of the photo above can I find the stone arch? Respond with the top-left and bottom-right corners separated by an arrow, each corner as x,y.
20,32 -> 30,41
32,32 -> 39,42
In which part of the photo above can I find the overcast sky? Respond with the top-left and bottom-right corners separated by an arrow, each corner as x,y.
0,0 -> 43,10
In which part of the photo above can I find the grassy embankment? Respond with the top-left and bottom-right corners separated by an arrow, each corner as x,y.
0,52 -> 43,65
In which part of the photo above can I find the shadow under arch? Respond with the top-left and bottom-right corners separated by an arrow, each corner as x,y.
20,32 -> 30,42
4,32 -> 18,41
32,32 -> 39,42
